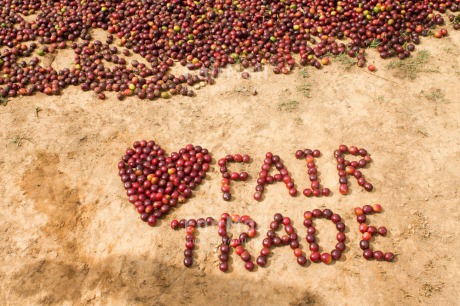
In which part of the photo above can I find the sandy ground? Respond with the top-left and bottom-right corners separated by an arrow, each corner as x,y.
1,26 -> 459,306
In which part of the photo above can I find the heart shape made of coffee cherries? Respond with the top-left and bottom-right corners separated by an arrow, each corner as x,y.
118,140 -> 212,226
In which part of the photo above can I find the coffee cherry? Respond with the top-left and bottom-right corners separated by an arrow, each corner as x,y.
336,242 -> 346,252
294,248 -> 303,257
321,253 -> 332,264
295,150 -> 305,159
360,240 -> 370,250
219,262 -> 228,272
310,251 -> 321,262
245,261 -> 254,271
373,251 -> 384,261
184,256 -> 193,267
357,214 -> 366,223
367,226 -> 377,236
171,219 -> 179,230
362,232 -> 372,241
297,256 -> 307,266
384,252 -> 395,262
223,192 -> 231,201
372,203 -> 382,212
363,249 -> 373,259
363,205 -> 373,214
256,256 -> 267,267
331,249 -> 342,260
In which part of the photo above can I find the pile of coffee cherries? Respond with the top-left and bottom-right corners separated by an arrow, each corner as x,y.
257,213 -> 307,267
355,204 -> 395,262
117,140 -> 212,226
295,149 -> 331,197
334,145 -> 373,195
1,0 -> 459,99
303,209 -> 346,264
254,152 -> 297,201
218,154 -> 250,201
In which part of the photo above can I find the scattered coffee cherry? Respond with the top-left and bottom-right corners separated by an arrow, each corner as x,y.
255,152 -> 297,201
295,148 -> 330,197
321,253 -> 333,264
354,207 -> 364,216
372,203 -> 383,213
218,213 -> 257,272
257,213 -> 306,266
310,251 -> 321,262
184,256 -> 193,267
118,141 -> 211,226
241,72 -> 250,79
363,205 -> 373,214
245,261 -> 254,271
357,214 -> 367,224
384,252 -> 395,262
359,240 -> 370,250
219,262 -> 229,272
297,255 -> 308,266
363,249 -> 373,260
334,145 -> 373,195
170,219 -> 179,230
373,251 -> 384,261
378,227 -> 387,236
355,204 -> 395,262
219,154 -> 251,201
303,209 -> 346,264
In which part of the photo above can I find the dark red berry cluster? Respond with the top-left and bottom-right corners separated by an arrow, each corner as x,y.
254,152 -> 297,201
218,213 -> 257,272
334,145 -> 373,195
218,154 -> 250,201
257,213 -> 307,267
1,0 -> 459,100
295,149 -> 331,197
355,204 -> 395,262
117,141 -> 211,226
171,217 -> 215,267
303,209 -> 346,264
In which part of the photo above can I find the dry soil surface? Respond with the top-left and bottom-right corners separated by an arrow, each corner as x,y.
0,28 -> 459,306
